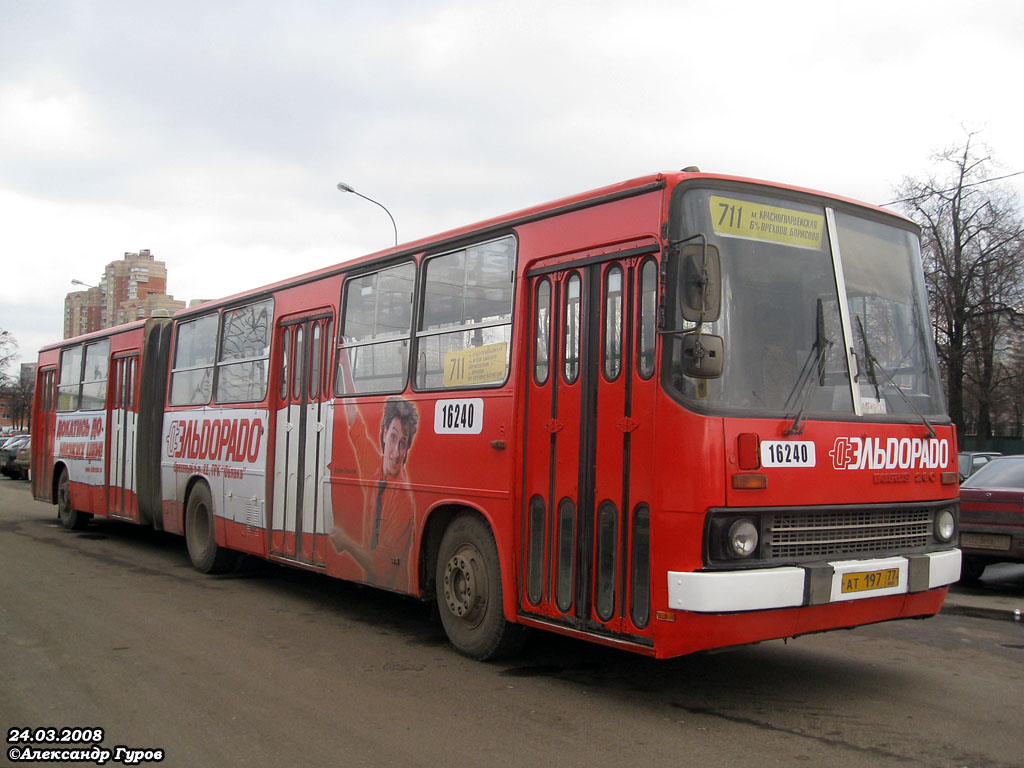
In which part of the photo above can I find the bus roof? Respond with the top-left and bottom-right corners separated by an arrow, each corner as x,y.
38,318 -> 153,355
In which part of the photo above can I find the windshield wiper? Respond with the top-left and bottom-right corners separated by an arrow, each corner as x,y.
855,315 -> 936,439
855,316 -> 881,401
784,300 -> 832,435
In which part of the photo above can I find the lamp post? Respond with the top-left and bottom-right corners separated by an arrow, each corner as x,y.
336,182 -> 399,249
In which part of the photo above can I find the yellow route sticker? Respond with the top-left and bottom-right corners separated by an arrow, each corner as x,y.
710,195 -> 824,250
443,342 -> 508,387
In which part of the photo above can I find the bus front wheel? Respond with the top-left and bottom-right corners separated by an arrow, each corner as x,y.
184,483 -> 239,574
56,469 -> 91,531
435,514 -> 525,660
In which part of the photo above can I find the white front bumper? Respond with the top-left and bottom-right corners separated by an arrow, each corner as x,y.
667,549 -> 961,613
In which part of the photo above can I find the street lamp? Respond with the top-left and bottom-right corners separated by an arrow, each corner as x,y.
336,182 -> 399,249
69,279 -> 107,332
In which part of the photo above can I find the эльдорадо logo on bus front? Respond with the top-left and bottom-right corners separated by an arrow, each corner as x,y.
828,436 -> 950,471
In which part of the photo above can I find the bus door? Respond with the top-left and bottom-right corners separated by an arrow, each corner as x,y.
107,354 -> 139,520
521,246 -> 659,642
31,368 -> 57,501
270,312 -> 334,565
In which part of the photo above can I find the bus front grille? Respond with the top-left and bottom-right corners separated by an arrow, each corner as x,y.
765,508 -> 933,560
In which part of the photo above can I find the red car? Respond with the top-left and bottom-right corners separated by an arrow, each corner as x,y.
958,456 -> 1024,581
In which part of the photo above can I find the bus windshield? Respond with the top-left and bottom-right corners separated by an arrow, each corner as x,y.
666,187 -> 946,421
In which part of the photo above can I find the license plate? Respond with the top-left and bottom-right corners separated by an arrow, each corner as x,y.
841,567 -> 900,594
960,533 -> 1011,551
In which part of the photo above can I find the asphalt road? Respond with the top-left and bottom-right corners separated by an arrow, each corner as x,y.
1,476 -> 1022,768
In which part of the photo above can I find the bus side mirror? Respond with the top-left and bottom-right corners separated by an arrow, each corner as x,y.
679,243 -> 721,323
681,333 -> 724,378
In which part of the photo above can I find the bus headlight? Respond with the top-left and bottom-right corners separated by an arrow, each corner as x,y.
934,508 -> 956,543
727,519 -> 759,558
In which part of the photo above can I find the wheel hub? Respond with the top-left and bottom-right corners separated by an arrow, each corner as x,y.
443,547 -> 485,626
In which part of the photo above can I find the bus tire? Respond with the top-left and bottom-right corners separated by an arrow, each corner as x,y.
184,483 -> 237,574
436,514 -> 525,660
56,468 -> 92,531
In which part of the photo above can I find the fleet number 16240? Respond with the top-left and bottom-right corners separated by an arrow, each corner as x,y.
761,440 -> 816,467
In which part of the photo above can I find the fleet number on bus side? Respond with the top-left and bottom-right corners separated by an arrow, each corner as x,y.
434,398 -> 484,435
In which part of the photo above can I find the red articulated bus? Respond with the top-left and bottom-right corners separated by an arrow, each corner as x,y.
32,170 -> 962,660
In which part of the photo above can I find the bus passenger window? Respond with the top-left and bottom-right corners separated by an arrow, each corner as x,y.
170,314 -> 218,406
292,325 -> 305,400
555,497 -> 576,613
80,340 -> 110,410
603,266 -> 623,381
595,500 -> 618,621
417,235 -> 515,390
39,369 -> 55,413
527,495 -> 546,605
279,328 -> 290,401
534,279 -> 551,385
322,319 -> 333,396
638,259 -> 657,380
563,274 -> 581,384
128,358 -> 137,408
337,262 -> 414,395
57,346 -> 84,411
309,322 -> 321,399
216,299 -> 273,404
630,504 -> 651,628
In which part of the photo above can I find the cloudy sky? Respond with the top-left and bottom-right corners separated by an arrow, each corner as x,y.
2,0 -> 1022,367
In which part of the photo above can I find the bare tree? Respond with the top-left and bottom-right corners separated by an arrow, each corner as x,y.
893,132 -> 1024,444
1006,335 -> 1024,437
0,328 -> 21,432
0,328 -> 16,385
2,377 -> 34,431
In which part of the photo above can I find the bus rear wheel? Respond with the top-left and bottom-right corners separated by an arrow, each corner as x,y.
56,469 -> 92,531
184,483 -> 239,574
436,514 -> 525,660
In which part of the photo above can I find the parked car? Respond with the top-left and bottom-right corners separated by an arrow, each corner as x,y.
0,433 -> 26,451
958,451 -> 1002,480
958,455 -> 1024,581
12,442 -> 30,480
0,434 -> 30,479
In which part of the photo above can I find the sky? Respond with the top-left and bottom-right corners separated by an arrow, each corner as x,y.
2,0 -> 1023,368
